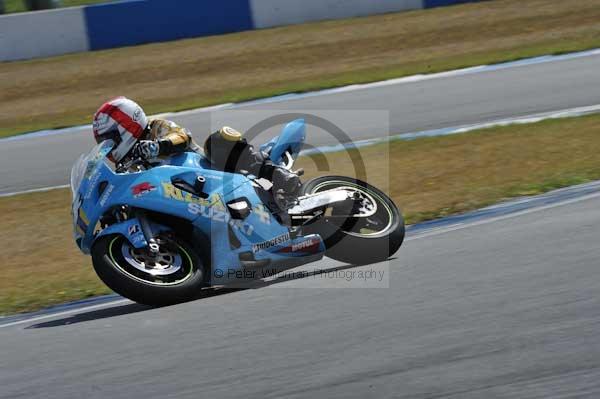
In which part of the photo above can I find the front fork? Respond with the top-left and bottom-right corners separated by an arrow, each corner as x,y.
136,210 -> 160,254
94,213 -> 171,252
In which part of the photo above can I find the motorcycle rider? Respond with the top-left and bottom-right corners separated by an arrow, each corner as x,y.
92,97 -> 301,195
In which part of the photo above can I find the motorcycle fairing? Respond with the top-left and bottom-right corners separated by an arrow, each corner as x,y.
260,119 -> 305,166
95,218 -> 147,249
71,140 -> 325,282
205,178 -> 325,284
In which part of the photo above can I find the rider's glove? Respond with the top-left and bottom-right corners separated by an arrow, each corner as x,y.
135,140 -> 160,160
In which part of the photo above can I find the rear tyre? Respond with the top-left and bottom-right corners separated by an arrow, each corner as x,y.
91,233 -> 207,306
301,176 -> 404,264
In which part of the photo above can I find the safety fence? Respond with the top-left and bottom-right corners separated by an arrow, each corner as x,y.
0,0 -> 485,61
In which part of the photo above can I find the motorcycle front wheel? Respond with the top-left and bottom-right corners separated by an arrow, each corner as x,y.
91,233 -> 207,306
301,176 -> 405,264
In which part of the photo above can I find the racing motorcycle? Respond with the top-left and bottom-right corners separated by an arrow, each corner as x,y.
70,119 -> 404,305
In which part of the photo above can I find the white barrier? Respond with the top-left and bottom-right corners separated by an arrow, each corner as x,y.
0,0 -> 483,62
0,7 -> 88,62
250,0 -> 423,28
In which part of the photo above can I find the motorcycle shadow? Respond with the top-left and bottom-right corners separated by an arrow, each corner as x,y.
27,260 -> 392,329
25,303 -> 153,329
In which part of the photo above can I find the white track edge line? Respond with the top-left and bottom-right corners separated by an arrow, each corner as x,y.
0,184 -> 70,198
0,299 -> 131,329
3,48 -> 599,143
406,191 -> 600,242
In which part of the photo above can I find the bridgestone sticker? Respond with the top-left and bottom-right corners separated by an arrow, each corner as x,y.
252,233 -> 290,253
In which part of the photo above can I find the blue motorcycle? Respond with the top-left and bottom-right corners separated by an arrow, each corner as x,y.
70,119 -> 404,305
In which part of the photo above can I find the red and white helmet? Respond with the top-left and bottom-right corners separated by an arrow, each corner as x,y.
92,97 -> 148,162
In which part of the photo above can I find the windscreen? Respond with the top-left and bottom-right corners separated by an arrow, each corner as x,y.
70,140 -> 114,198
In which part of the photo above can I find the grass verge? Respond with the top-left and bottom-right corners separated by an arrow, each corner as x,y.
2,113 -> 600,315
2,0 -> 600,136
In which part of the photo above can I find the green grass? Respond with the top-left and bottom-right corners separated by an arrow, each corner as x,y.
297,113 -> 600,225
3,113 -> 600,315
3,0 -> 114,13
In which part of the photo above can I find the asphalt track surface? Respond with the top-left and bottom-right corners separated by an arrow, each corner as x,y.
3,185 -> 600,398
2,52 -> 600,194
3,51 -> 600,398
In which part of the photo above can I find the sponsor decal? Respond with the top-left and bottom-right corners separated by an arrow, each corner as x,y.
163,183 -> 271,225
72,196 -> 84,236
252,232 -> 290,253
98,184 -> 114,206
253,204 -> 271,225
84,150 -> 106,179
78,208 -> 89,225
277,237 -> 321,254
128,224 -> 146,245
132,182 -> 156,198
132,108 -> 142,122
187,203 -> 254,236
162,182 -> 221,208
128,224 -> 140,236
93,113 -> 110,131
166,182 -> 257,234
75,207 -> 89,236
83,171 -> 101,199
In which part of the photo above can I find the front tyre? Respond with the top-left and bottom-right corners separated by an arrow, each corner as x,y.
91,234 -> 207,306
301,176 -> 405,264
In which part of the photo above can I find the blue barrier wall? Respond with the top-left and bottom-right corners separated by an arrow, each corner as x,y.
0,0 -> 489,61
85,0 -> 254,50
423,0 -> 484,8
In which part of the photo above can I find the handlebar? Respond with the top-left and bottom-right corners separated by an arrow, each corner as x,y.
116,155 -> 148,173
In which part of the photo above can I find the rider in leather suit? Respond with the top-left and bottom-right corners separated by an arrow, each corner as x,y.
92,97 -> 300,195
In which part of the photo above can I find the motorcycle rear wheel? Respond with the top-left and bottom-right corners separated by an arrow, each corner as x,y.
91,233 -> 207,306
301,176 -> 405,264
